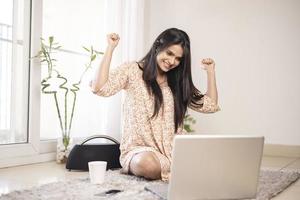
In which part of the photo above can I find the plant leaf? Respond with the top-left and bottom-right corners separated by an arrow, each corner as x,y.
95,50 -> 104,55
82,46 -> 90,52
49,36 -> 54,44
91,54 -> 96,61
184,125 -> 192,133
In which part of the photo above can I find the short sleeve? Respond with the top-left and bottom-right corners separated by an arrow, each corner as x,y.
91,62 -> 131,97
188,95 -> 220,113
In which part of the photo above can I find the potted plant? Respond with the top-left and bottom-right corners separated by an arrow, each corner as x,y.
34,36 -> 103,163
184,114 -> 196,133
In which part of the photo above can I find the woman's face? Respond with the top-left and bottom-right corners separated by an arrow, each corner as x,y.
156,44 -> 183,73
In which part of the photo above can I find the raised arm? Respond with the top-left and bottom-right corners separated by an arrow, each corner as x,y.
189,58 -> 220,113
90,33 -> 120,93
201,58 -> 218,105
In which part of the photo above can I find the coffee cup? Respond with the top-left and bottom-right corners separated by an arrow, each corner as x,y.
88,161 -> 107,184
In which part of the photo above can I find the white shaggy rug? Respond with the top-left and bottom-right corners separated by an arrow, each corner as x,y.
0,168 -> 299,200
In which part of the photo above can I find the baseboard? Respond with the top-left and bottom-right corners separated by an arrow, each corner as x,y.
0,152 -> 56,168
263,144 -> 300,157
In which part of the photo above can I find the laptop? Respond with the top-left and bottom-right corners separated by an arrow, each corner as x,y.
145,135 -> 264,200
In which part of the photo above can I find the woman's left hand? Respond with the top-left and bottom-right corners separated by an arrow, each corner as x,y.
201,58 -> 215,73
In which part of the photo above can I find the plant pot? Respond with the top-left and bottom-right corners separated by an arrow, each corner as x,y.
56,137 -> 73,164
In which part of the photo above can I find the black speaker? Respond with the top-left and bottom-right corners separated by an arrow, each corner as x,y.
66,135 -> 122,171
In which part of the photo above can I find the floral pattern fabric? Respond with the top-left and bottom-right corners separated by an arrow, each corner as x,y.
93,62 -> 220,181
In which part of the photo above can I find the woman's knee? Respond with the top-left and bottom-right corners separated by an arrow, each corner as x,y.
130,152 -> 161,179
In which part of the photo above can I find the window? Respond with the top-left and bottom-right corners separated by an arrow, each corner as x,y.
0,0 -> 30,145
0,0 -> 144,167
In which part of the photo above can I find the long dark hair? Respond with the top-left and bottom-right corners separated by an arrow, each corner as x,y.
139,28 -> 203,132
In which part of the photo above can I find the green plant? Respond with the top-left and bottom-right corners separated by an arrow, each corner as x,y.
183,114 -> 196,133
34,36 -> 103,150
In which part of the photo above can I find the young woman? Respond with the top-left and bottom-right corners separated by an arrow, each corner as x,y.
90,28 -> 220,181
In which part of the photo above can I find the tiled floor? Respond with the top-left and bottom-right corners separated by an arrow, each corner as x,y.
0,156 -> 299,199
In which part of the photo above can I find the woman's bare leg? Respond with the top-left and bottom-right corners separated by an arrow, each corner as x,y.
129,151 -> 161,180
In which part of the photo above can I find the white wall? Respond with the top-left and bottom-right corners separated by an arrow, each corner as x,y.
144,0 -> 300,145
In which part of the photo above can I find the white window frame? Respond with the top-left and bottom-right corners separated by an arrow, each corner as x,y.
0,0 -> 57,168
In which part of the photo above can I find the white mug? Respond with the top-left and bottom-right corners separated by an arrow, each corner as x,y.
88,161 -> 107,184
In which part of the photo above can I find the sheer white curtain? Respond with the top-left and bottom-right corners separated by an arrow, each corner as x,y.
98,0 -> 145,140
121,0 -> 145,61
104,0 -> 145,62
40,0 -> 145,142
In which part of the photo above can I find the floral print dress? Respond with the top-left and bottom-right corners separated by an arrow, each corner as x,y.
93,62 -> 220,181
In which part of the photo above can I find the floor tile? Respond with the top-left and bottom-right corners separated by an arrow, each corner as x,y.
271,184 -> 300,200
0,161 -> 88,196
285,158 -> 300,171
261,156 -> 298,169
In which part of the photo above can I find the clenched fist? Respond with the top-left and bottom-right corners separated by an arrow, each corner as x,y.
107,33 -> 120,49
201,58 -> 215,73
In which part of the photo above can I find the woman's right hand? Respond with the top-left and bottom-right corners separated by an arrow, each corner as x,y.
107,33 -> 120,49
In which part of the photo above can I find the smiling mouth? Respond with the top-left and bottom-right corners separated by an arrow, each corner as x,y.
164,61 -> 171,68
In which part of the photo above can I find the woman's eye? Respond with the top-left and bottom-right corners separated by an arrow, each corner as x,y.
166,51 -> 172,55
